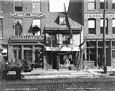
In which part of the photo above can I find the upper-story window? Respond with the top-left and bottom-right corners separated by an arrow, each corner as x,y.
88,19 -> 96,34
100,0 -> 108,9
32,0 -> 41,13
59,16 -> 66,25
112,0 -> 115,9
100,18 -> 108,34
15,0 -> 23,12
112,19 -> 115,34
88,0 -> 96,10
14,19 -> 23,35
32,19 -> 41,36
0,18 -> 3,39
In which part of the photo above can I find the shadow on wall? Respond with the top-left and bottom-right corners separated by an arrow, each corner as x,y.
68,0 -> 83,25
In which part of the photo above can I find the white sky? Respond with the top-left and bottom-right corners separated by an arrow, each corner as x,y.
49,0 -> 70,12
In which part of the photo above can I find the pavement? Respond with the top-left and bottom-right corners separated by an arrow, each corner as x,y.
7,66 -> 115,79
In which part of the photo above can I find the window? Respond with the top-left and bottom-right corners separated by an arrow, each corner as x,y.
0,18 -> 3,39
15,22 -> 22,35
112,19 -> 115,34
112,0 -> 115,9
32,19 -> 41,35
88,19 -> 96,34
15,0 -> 22,11
88,0 -> 96,10
100,18 -> 108,34
59,16 -> 66,25
63,35 -> 70,45
100,0 -> 108,9
32,2 -> 41,13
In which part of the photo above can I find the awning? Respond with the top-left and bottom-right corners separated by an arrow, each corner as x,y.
46,46 -> 79,51
44,27 -> 81,34
32,19 -> 40,27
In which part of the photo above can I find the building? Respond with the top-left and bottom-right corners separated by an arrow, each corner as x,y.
0,0 -> 83,69
83,0 -> 115,68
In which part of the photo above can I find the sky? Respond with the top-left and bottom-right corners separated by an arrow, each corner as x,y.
49,0 -> 70,12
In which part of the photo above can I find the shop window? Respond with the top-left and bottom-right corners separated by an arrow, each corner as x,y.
100,0 -> 108,9
15,0 -> 22,11
112,19 -> 115,34
24,50 -> 32,61
87,48 -> 96,61
59,16 -> 66,25
32,1 -> 41,13
32,19 -> 41,35
88,19 -> 96,34
112,0 -> 115,9
100,18 -> 108,34
88,0 -> 96,10
15,22 -> 23,35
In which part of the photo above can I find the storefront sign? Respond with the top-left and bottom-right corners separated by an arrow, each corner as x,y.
84,14 -> 115,18
10,35 -> 44,40
10,13 -> 45,18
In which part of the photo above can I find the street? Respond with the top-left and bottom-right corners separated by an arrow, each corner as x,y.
0,77 -> 115,91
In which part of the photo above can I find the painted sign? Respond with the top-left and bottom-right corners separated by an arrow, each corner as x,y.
84,14 -> 115,18
10,13 -> 45,18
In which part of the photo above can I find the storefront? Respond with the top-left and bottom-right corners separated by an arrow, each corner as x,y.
85,38 -> 115,68
44,27 -> 82,69
8,35 -> 45,68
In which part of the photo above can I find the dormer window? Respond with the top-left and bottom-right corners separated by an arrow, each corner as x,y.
59,16 -> 66,25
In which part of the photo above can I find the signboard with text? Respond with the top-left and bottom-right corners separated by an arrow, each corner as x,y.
84,14 -> 115,18
10,13 -> 45,18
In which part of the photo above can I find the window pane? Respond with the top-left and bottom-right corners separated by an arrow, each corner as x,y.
32,2 -> 41,13
100,0 -> 108,9
100,19 -> 107,27
88,20 -> 95,28
32,19 -> 40,27
112,19 -> 115,27
0,19 -> 3,30
112,0 -> 115,3
15,1 -> 22,11
88,3 -> 95,10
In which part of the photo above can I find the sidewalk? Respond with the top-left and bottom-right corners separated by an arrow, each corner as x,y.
7,67 -> 115,79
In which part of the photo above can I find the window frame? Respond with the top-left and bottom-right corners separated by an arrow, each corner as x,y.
112,19 -> 115,34
100,18 -> 108,34
14,0 -> 23,12
88,18 -> 96,34
32,1 -> 41,13
88,0 -> 96,10
112,0 -> 115,9
59,16 -> 66,25
100,0 -> 108,10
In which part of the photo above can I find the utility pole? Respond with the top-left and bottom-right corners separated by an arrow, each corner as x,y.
103,0 -> 107,73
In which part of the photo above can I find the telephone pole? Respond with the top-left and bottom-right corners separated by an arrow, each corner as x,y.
103,0 -> 107,73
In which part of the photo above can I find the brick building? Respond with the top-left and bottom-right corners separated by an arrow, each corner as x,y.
83,0 -> 115,68
0,0 -> 83,69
